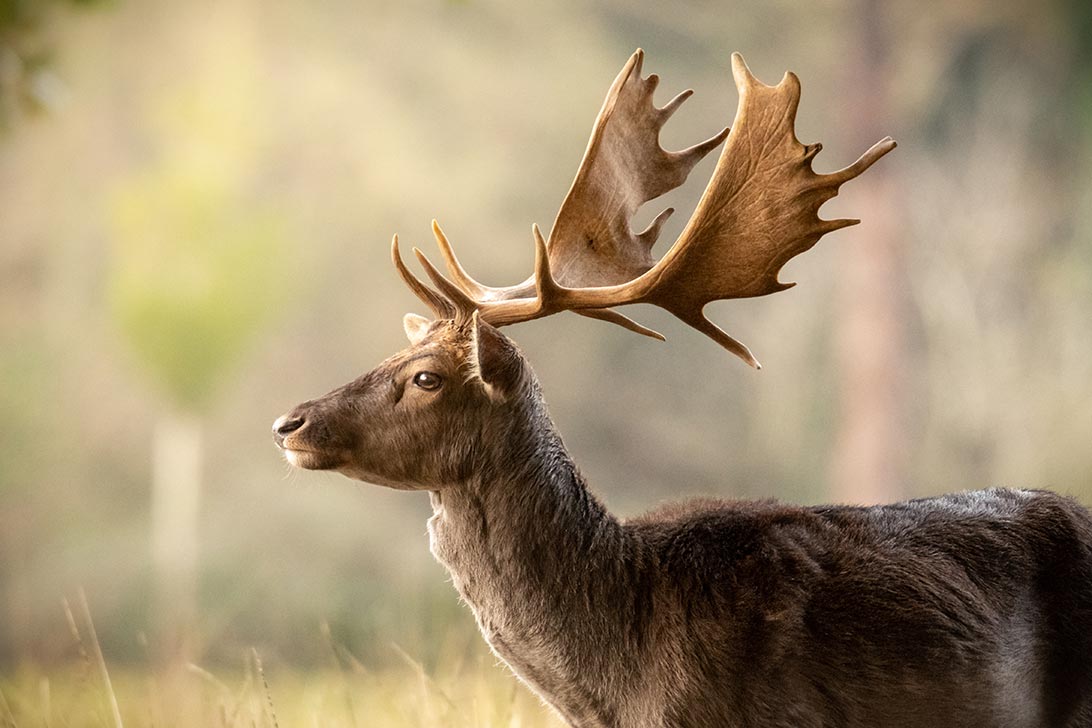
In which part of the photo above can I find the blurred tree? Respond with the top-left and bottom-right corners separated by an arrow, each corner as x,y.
830,0 -> 1092,503
2,0 -> 1090,671
889,0 -> 1092,493
108,5 -> 290,661
830,0 -> 908,503
0,0 -> 104,128
0,0 -> 111,665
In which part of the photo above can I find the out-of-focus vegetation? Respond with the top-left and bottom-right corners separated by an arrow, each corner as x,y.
1,663 -> 565,727
0,0 -> 106,126
1,0 -> 1091,722
0,593 -> 562,726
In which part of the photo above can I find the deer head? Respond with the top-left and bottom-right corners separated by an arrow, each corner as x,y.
273,50 -> 894,484
273,311 -> 531,489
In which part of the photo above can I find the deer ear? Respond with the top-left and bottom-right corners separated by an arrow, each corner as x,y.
463,312 -> 502,401
463,312 -> 525,402
403,313 -> 431,345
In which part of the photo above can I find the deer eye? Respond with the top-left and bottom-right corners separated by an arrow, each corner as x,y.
412,371 -> 443,391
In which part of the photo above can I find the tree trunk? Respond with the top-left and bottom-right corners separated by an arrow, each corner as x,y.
151,410 -> 201,663
830,0 -> 908,504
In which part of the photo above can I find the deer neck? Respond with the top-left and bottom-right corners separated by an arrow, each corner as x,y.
427,398 -> 639,722
427,416 -> 626,625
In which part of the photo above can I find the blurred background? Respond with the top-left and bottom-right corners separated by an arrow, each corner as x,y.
1,0 -> 1090,723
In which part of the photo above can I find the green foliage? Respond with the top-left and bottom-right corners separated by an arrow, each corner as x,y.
107,26 -> 291,412
0,0 -> 106,30
110,170 -> 289,410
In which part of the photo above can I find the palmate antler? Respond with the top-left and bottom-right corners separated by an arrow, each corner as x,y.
393,50 -> 896,368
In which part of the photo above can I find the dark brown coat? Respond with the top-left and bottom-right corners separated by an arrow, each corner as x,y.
274,318 -> 1092,728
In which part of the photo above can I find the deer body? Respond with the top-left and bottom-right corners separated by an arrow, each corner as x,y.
273,50 -> 1092,726
277,319 -> 1092,727
415,339 -> 1092,728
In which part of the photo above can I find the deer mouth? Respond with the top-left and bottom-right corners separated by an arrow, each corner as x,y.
279,442 -> 347,471
273,429 -> 348,470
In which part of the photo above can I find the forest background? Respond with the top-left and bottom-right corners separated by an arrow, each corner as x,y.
1,0 -> 1090,724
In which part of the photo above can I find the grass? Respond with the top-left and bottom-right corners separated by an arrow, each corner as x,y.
0,660 -> 565,727
0,660 -> 566,727
0,592 -> 565,728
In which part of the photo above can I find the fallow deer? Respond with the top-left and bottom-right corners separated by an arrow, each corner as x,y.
273,51 -> 1092,727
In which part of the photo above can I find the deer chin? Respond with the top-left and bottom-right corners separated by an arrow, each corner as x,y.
335,465 -> 423,491
281,445 -> 347,471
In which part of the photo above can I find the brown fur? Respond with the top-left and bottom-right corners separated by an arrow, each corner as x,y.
274,319 -> 1092,728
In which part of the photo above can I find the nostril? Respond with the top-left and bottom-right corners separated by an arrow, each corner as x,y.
273,414 -> 306,437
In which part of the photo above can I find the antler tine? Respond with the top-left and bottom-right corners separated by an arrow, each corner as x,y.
430,220 -> 496,299
391,235 -> 454,319
575,308 -> 666,341
729,51 -> 759,87
531,224 -> 561,305
816,218 -> 861,234
828,136 -> 898,185
658,88 -> 694,123
645,72 -> 660,95
674,309 -> 761,369
671,126 -> 731,171
411,247 -> 479,319
636,207 -> 675,251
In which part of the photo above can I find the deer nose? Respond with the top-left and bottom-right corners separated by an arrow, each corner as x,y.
272,414 -> 305,445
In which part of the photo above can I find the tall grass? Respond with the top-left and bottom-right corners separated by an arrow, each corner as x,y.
0,594 -> 564,728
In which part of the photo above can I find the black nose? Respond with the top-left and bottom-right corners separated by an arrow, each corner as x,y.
272,414 -> 305,443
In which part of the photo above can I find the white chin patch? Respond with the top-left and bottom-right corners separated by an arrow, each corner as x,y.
284,450 -> 302,468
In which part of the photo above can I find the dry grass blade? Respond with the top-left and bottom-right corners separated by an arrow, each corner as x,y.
223,667 -> 253,728
38,678 -> 51,728
186,664 -> 232,698
319,622 -> 358,727
0,685 -> 18,728
501,679 -> 521,728
389,641 -> 458,724
75,589 -> 124,728
61,599 -> 89,673
61,597 -> 102,726
332,644 -> 369,676
140,672 -> 163,728
250,650 -> 279,728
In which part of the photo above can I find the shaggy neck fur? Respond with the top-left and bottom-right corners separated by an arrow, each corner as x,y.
427,383 -> 648,727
